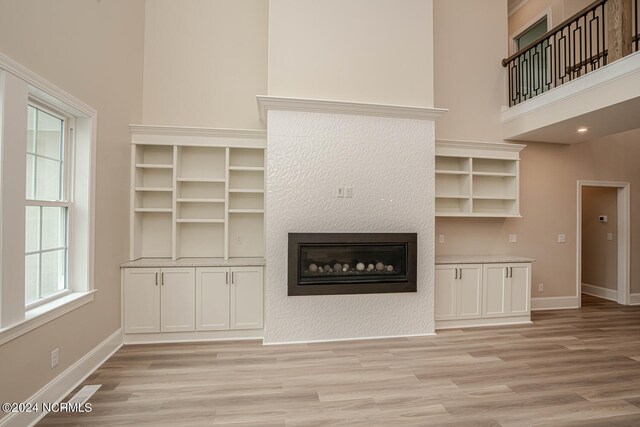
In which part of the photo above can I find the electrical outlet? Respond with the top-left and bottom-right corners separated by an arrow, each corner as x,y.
439,234 -> 445,244
336,187 -> 345,198
509,234 -> 517,243
345,187 -> 353,198
51,348 -> 59,368
236,236 -> 243,245
558,234 -> 566,243
538,283 -> 544,293
607,232 -> 613,241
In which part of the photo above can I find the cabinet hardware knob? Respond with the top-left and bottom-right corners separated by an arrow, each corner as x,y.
460,269 -> 462,279
161,272 -> 165,286
510,267 -> 513,278
226,271 -> 229,284
232,272 -> 235,285
454,268 -> 458,280
155,272 -> 158,286
505,267 -> 508,278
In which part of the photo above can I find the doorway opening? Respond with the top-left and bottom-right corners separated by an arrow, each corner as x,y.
577,181 -> 630,306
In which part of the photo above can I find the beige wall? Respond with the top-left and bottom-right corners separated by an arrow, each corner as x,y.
582,186 -> 618,290
142,0 -> 268,130
434,0 -> 508,140
509,0 -> 593,46
0,0 -> 144,404
268,0 -> 434,107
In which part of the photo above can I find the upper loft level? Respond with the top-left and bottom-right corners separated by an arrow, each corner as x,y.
501,0 -> 640,143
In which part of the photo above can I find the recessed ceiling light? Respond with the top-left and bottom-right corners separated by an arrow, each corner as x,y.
577,127 -> 589,133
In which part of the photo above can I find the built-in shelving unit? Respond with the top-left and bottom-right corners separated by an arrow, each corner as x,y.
435,140 -> 525,217
129,126 -> 266,260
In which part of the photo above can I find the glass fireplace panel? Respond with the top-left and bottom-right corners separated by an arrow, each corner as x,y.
299,243 -> 408,285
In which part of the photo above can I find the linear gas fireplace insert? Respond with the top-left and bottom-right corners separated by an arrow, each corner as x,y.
288,233 -> 417,296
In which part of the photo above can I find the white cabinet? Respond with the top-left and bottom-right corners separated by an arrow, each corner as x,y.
130,126 -> 266,261
435,259 -> 532,329
482,263 -> 531,318
195,266 -> 264,331
196,267 -> 230,331
230,267 -> 264,329
123,268 -> 160,333
435,140 -> 526,217
435,264 -> 482,320
124,267 -> 195,334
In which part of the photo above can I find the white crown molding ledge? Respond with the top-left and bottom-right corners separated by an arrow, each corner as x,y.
130,124 -> 266,139
256,96 -> 448,123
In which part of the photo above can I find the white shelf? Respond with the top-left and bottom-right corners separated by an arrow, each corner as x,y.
177,177 -> 225,183
228,209 -> 264,214
177,198 -> 225,203
229,166 -> 264,171
177,219 -> 225,224
131,137 -> 265,261
135,208 -> 173,213
436,194 -> 469,199
228,189 -> 264,194
435,140 -> 524,217
136,163 -> 173,169
135,187 -> 173,192
472,172 -> 516,177
435,170 -> 469,175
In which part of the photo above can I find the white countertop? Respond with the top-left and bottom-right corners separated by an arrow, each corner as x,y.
121,257 -> 266,268
435,255 -> 535,265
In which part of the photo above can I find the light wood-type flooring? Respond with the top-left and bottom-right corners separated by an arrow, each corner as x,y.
40,294 -> 640,426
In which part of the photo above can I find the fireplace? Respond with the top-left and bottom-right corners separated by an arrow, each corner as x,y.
288,233 -> 417,296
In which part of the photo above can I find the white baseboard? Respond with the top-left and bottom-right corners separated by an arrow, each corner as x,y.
581,283 -> 618,302
531,296 -> 580,311
436,316 -> 531,330
0,328 -> 122,427
263,332 -> 437,346
123,328 -> 264,345
630,293 -> 640,305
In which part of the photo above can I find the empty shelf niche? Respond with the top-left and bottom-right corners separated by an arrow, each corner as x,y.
134,162 -> 173,192
472,175 -> 517,200
177,181 -> 225,202
133,211 -> 172,258
177,222 -> 224,258
134,191 -> 172,212
435,198 -> 471,214
472,199 -> 518,215
435,156 -> 470,174
229,148 -> 264,168
229,192 -> 263,214
135,144 -> 173,167
229,213 -> 264,257
177,202 -> 224,223
472,158 -> 517,175
177,146 -> 225,181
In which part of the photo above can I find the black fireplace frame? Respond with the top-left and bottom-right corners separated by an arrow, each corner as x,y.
288,233 -> 417,296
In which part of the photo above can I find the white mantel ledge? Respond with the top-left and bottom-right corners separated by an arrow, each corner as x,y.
256,95 -> 448,123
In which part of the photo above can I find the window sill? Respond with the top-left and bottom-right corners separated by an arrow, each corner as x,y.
0,290 -> 96,346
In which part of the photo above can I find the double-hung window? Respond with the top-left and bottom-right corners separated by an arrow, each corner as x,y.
0,52 -> 96,343
25,104 -> 72,308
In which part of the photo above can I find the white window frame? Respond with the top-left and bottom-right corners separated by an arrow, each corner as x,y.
25,102 -> 74,310
0,52 -> 96,345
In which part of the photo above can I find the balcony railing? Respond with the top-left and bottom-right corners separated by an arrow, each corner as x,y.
503,0 -> 639,107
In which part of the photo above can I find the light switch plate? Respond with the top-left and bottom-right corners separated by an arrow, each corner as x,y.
509,234 -> 517,243
439,234 -> 445,243
558,234 -> 566,243
345,187 -> 353,198
607,232 -> 613,241
336,187 -> 345,198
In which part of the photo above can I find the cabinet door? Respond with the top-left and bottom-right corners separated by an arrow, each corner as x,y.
230,267 -> 263,329
482,264 -> 509,318
160,268 -> 196,332
457,264 -> 482,319
196,267 -> 230,331
508,264 -> 531,316
435,266 -> 457,320
124,268 -> 160,334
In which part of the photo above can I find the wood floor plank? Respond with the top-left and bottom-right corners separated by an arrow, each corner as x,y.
39,294 -> 640,426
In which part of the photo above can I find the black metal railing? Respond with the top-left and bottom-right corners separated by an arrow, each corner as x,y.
503,0 -> 608,107
634,0 -> 639,52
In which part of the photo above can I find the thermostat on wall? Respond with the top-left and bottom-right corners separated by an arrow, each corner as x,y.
599,215 -> 608,223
